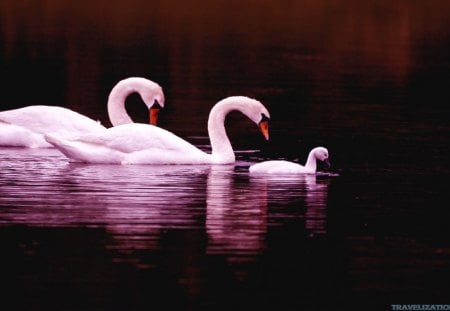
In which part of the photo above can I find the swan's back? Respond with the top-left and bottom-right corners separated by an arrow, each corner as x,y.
0,105 -> 105,135
78,123 -> 204,154
46,123 -> 211,164
249,160 -> 307,174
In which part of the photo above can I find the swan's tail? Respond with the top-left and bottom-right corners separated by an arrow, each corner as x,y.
44,133 -> 63,147
44,134 -> 84,161
44,134 -> 123,164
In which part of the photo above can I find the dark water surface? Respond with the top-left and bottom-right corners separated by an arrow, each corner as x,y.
1,1 -> 450,310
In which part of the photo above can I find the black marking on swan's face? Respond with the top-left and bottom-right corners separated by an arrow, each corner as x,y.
152,99 -> 163,110
260,113 -> 270,123
258,113 -> 270,141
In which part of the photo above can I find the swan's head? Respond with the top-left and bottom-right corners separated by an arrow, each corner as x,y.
108,77 -> 166,127
214,96 -> 271,141
313,147 -> 330,167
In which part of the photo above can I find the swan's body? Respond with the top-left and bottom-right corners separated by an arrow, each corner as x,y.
249,147 -> 330,174
45,96 -> 270,165
0,77 -> 164,148
0,106 -> 105,148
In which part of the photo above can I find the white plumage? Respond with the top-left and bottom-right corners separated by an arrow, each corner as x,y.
0,77 -> 164,148
45,96 -> 270,165
249,147 -> 330,174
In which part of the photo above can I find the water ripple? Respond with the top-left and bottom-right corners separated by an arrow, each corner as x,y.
0,147 -> 333,266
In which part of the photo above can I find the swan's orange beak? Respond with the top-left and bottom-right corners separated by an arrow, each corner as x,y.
149,107 -> 160,125
258,120 -> 269,141
149,100 -> 162,125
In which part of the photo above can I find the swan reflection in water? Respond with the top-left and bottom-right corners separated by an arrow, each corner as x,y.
303,174 -> 330,236
61,163 -> 211,264
247,172 -> 331,237
0,149 -> 210,267
206,164 -> 331,267
0,148 -> 331,270
206,165 -> 268,263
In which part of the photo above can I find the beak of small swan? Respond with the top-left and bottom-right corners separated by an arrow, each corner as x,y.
149,100 -> 162,125
324,158 -> 331,168
258,120 -> 270,141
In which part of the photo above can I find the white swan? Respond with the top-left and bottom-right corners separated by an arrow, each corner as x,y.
106,77 -> 164,126
45,96 -> 270,165
249,147 -> 330,174
0,77 -> 164,148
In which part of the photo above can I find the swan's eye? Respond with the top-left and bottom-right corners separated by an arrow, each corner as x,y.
260,113 -> 270,122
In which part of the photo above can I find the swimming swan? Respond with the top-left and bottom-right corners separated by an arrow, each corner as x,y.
0,77 -> 164,148
45,96 -> 270,165
249,147 -> 330,174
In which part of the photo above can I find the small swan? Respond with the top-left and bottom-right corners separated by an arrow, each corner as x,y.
0,77 -> 164,148
249,147 -> 330,174
45,96 -> 270,165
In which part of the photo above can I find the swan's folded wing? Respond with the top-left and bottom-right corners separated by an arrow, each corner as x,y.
0,107 -> 50,132
250,160 -> 305,174
77,123 -> 205,155
45,133 -> 125,163
0,123 -> 50,148
0,106 -> 104,135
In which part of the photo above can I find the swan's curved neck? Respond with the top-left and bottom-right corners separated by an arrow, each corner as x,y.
107,81 -> 136,126
304,149 -> 318,172
207,101 -> 235,164
207,96 -> 264,164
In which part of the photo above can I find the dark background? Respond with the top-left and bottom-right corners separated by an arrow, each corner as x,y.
1,1 -> 450,310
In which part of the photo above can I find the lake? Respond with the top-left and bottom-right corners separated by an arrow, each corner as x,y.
1,1 -> 450,310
